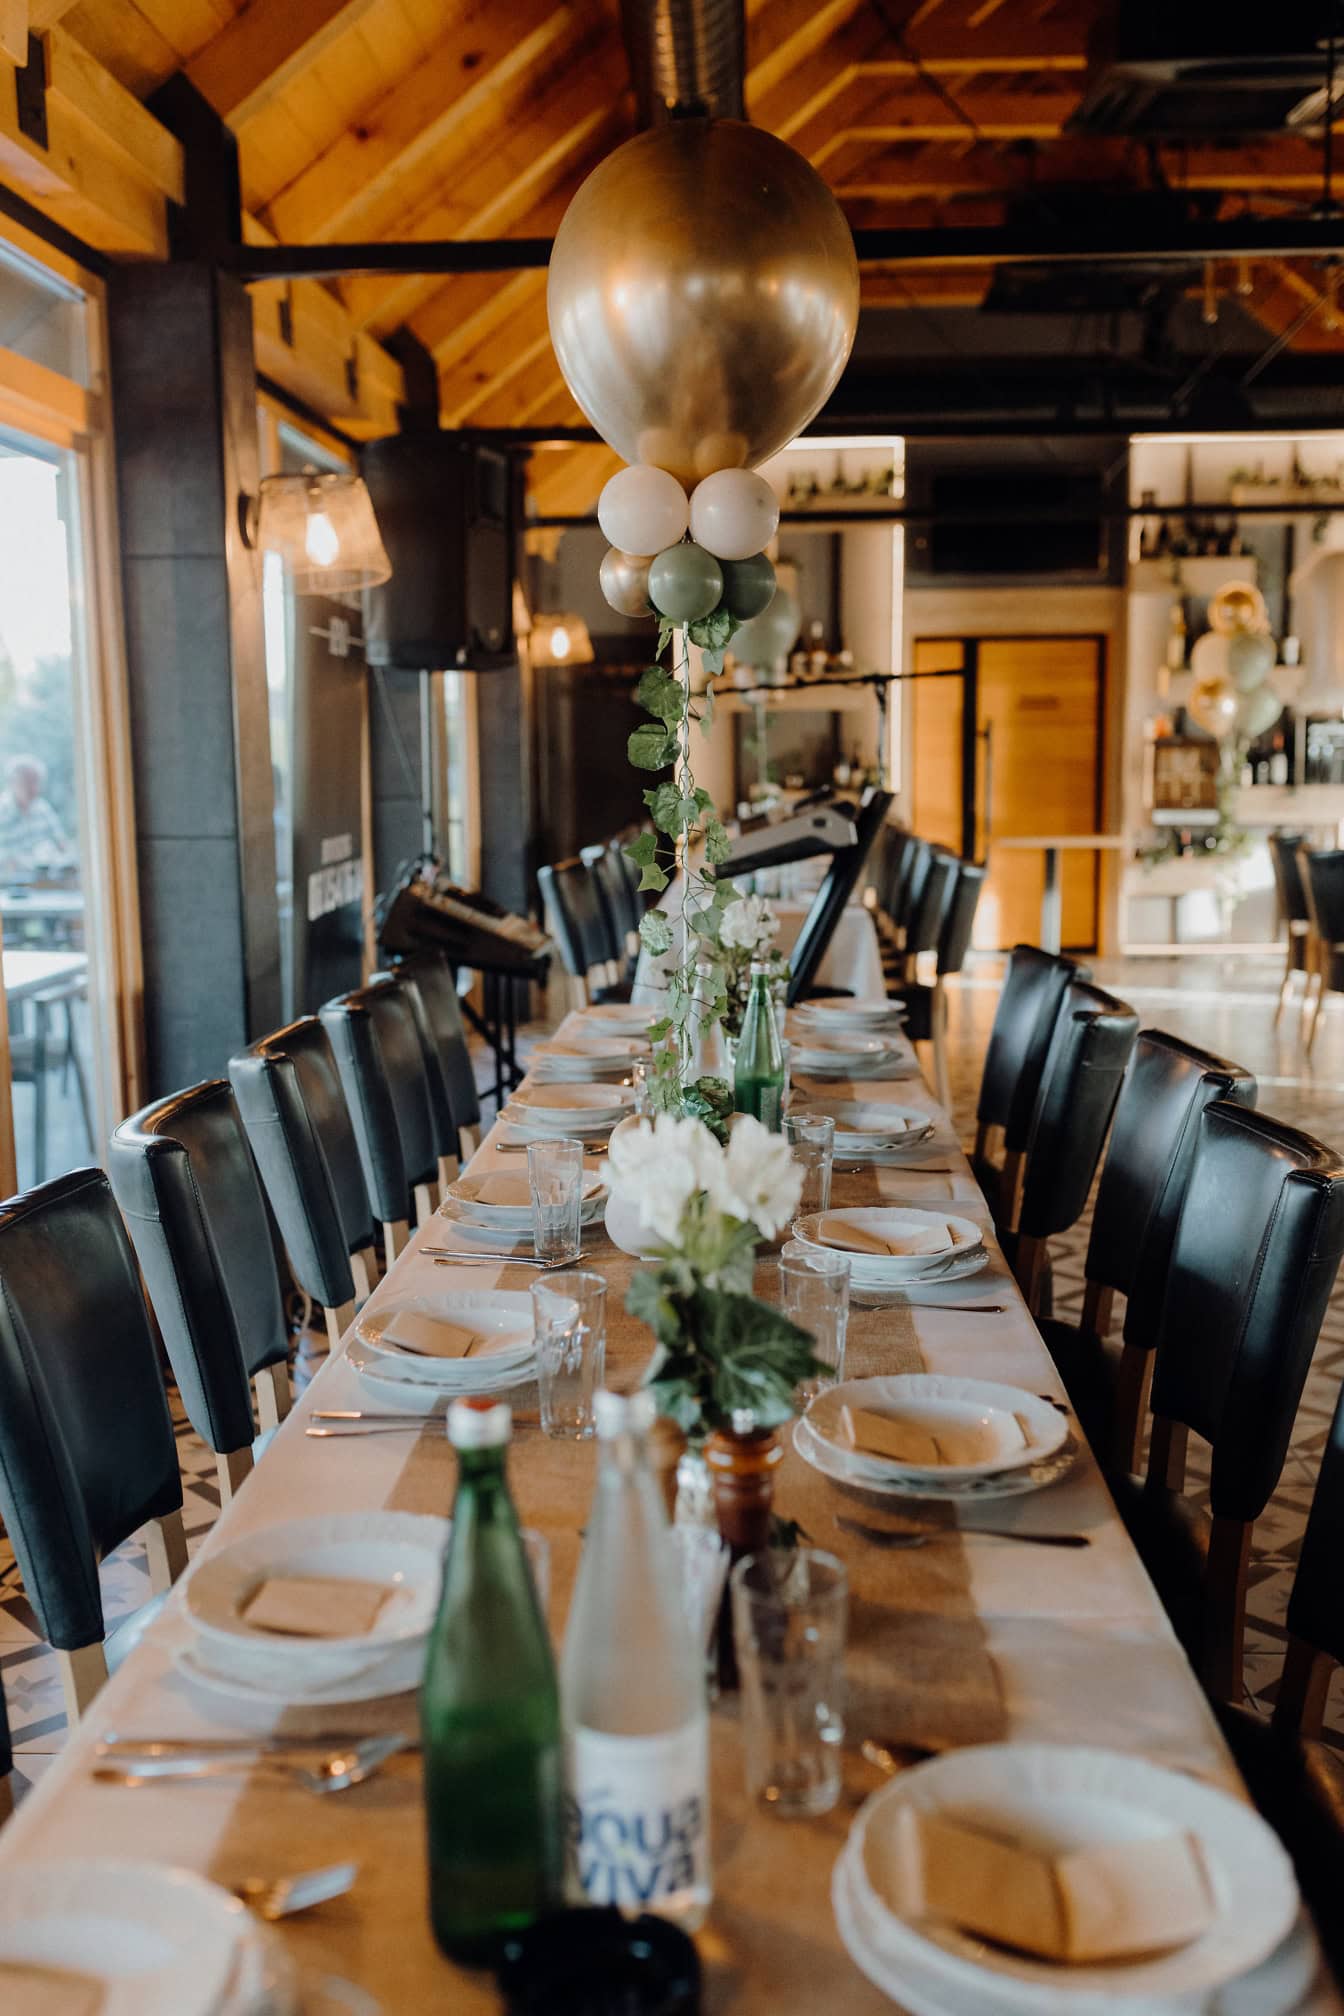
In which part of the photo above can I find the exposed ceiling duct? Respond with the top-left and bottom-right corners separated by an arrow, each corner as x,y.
620,0 -> 746,127
1070,5 -> 1344,137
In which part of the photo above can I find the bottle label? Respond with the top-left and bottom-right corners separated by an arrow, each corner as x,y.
565,1719 -> 710,1912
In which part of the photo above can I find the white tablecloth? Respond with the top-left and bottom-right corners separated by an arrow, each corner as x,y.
633,894 -> 887,1005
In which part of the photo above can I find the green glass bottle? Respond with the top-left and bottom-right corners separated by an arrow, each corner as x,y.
421,1397 -> 563,1965
733,960 -> 785,1131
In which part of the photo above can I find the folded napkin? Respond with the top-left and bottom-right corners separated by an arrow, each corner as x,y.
894,1807 -> 1214,1963
243,1574 -> 391,1639
384,1310 -> 480,1358
462,1173 -> 533,1209
842,1403 -> 1026,1470
818,1214 -> 953,1258
1,1964 -> 105,2016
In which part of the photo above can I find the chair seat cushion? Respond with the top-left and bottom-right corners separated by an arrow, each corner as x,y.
1215,1703 -> 1344,1986
1110,1476 -> 1211,1660
1036,1317 -> 1120,1459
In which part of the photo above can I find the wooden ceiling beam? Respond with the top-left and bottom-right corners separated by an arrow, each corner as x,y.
422,268 -> 547,373
442,319 -> 553,425
262,0 -> 579,245
834,136 -> 1329,200
56,0 -> 180,99
527,440 -> 619,515
744,0 -> 867,104
186,0 -> 380,129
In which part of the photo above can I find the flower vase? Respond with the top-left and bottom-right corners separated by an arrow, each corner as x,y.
603,1186 -> 664,1259
704,1414 -> 783,1690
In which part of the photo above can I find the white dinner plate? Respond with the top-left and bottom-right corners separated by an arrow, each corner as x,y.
796,1050 -> 907,1082
794,1098 -> 936,1152
791,1034 -> 891,1067
792,1410 -> 1074,1501
185,1512 -> 448,1685
434,1196 -> 604,1243
347,1332 -> 536,1401
442,1169 -> 605,1227
845,1745 -> 1300,2011
573,1002 -> 653,1029
532,1035 -> 648,1062
510,1083 -> 633,1122
794,998 -> 908,1029
793,1207 -> 984,1279
173,1631 -> 423,1708
0,1860 -> 250,2016
805,1376 -> 1069,1485
497,1108 -> 616,1143
356,1290 -> 535,1369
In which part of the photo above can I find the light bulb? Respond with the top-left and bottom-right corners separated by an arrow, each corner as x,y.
305,509 -> 340,569
549,624 -> 571,660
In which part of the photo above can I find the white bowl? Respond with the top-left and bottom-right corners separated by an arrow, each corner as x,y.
347,1333 -> 536,1402
355,1290 -> 535,1372
793,1207 -> 983,1278
805,1375 -> 1069,1483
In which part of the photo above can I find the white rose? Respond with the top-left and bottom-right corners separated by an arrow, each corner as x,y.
602,1113 -> 721,1244
720,894 -> 780,953
712,1114 -> 804,1238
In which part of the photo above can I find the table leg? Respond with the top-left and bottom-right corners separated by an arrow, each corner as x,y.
1040,846 -> 1063,955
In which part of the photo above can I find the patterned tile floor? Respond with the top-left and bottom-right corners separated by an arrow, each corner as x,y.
4,948 -> 1344,1809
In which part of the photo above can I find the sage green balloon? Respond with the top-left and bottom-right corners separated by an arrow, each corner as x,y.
648,540 -> 724,624
719,552 -> 776,621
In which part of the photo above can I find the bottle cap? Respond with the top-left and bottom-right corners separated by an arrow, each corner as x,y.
448,1397 -> 511,1449
749,959 -> 772,976
593,1388 -> 657,1439
731,1406 -> 759,1435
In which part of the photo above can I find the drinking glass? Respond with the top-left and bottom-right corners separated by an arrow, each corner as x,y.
779,1240 -> 850,1398
527,1137 -> 585,1262
731,1549 -> 849,1817
530,1271 -> 607,1439
784,1111 -> 835,1215
779,1039 -> 793,1107
630,1058 -> 653,1117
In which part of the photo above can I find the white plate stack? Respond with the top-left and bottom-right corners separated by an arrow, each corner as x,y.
528,1034 -> 648,1082
793,1099 -> 936,1158
796,1374 -> 1072,1503
437,1170 -> 606,1246
175,1510 -> 449,1709
348,1290 -> 537,1410
833,1744 -> 1309,2016
792,1207 -> 988,1290
793,998 -> 908,1034
789,1032 -> 907,1081
499,1083 -> 633,1141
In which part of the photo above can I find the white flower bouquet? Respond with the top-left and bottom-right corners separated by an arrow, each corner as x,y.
718,894 -> 790,1037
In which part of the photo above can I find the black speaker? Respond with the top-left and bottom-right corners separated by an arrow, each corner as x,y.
362,431 -> 516,670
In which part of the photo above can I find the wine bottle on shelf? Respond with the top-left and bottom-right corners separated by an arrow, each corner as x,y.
734,961 -> 785,1131
1166,600 -> 1187,671
421,1398 -> 563,1965
561,1389 -> 711,1931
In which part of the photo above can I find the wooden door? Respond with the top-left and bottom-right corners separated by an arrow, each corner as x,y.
978,638 -> 1103,951
910,638 -> 966,855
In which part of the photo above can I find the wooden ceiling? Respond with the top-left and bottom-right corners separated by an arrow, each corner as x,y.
1,0 -> 1340,509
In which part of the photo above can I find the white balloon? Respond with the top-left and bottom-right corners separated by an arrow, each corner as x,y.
1188,631 -> 1231,686
1227,629 -> 1276,694
597,464 -> 688,557
688,469 -> 780,562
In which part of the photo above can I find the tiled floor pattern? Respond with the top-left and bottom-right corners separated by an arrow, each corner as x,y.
5,950 -> 1344,1807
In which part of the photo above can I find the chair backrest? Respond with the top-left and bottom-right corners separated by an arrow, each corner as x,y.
320,978 -> 438,1223
871,823 -> 911,920
1300,847 -> 1344,945
229,1016 -> 371,1312
1267,830 -> 1309,925
1150,1102 -> 1344,1523
892,836 -> 932,936
902,849 -> 958,959
936,861 -> 985,978
785,788 -> 895,1005
0,1168 -> 182,1650
582,843 -> 639,975
109,1083 -> 289,1459
1084,1031 -> 1257,1320
385,949 -> 480,1132
975,944 -> 1090,1152
1016,978 -> 1139,1241
538,859 -> 615,979
1284,1375 -> 1344,1677
367,969 -> 457,1166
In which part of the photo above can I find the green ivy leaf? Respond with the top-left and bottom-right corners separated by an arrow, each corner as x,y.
656,617 -> 676,661
628,723 -> 678,771
698,683 -> 718,737
638,909 -> 673,956
704,818 -> 731,866
688,606 -> 736,651
636,664 -> 684,730
643,780 -> 684,836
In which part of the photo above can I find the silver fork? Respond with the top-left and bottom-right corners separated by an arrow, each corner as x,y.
835,1513 -> 1089,1551
236,1863 -> 358,1920
92,1732 -> 408,1792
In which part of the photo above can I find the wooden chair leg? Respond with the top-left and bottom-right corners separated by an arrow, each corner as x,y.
1080,1279 -> 1115,1344
350,1246 -> 377,1302
999,1148 -> 1025,1235
1275,1634 -> 1335,1739
142,1508 -> 188,1593
1146,1412 -> 1188,1492
0,1772 -> 12,1824
383,1219 -> 410,1266
325,1299 -> 356,1353
1203,1516 -> 1253,1703
1275,939 -> 1296,1026
458,1126 -> 478,1160
438,1152 -> 460,1190
1013,1232 -> 1049,1317
932,979 -> 951,1111
413,1181 -> 437,1229
254,1359 -> 291,1431
217,1445 -> 253,1504
57,1642 -> 108,1723
1112,1342 -> 1154,1478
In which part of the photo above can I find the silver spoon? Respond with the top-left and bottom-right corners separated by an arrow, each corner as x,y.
236,1863 -> 358,1921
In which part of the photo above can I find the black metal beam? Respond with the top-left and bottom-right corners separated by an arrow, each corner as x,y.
232,216 -> 1344,284
528,497 -> 1344,528
0,181 -> 110,277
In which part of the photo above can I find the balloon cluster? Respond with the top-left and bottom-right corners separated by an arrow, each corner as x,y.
1186,581 -> 1283,743
597,462 -> 782,644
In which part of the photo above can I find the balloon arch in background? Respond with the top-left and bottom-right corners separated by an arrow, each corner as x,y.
1186,582 -> 1285,745
546,119 -> 860,1108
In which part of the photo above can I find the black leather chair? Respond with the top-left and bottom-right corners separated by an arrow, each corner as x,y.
538,857 -> 629,1006
971,944 -> 1090,1231
0,1168 -> 188,1718
889,859 -> 986,1108
1267,830 -> 1313,1025
321,977 -> 442,1265
384,949 -> 481,1156
583,841 -> 641,988
109,1081 -> 293,1504
229,1016 -> 379,1350
367,966 -> 460,1193
0,1671 -> 10,1819
1118,1102 -> 1344,1702
884,847 -> 957,986
1299,847 -> 1344,1054
1039,1031 -> 1257,1473
785,788 -> 895,1005
1008,978 -> 1139,1315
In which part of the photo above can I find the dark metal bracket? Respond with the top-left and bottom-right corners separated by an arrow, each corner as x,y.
15,33 -> 48,151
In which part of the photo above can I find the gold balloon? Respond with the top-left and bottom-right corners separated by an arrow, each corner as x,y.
1188,671 -> 1238,740
599,546 -> 654,618
548,120 -> 860,485
1209,582 -> 1269,636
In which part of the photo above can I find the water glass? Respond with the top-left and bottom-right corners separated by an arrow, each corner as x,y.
779,1240 -> 850,1398
784,1111 -> 835,1215
731,1549 -> 849,1817
630,1057 -> 653,1117
527,1137 -> 584,1262
530,1271 -> 606,1439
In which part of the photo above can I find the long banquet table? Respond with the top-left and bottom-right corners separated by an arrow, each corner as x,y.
1,996 -> 1336,2012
